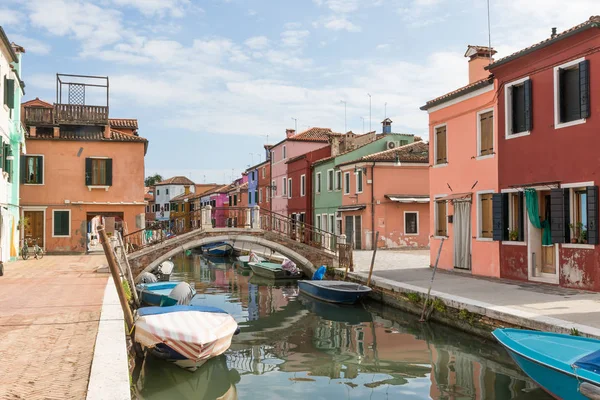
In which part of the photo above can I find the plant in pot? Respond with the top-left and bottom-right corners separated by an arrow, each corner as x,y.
509,230 -> 519,241
580,228 -> 588,244
570,222 -> 584,243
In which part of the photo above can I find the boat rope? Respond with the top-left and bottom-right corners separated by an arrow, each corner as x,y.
572,363 -> 582,392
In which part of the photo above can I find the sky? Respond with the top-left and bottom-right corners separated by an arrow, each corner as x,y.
1,0 -> 597,184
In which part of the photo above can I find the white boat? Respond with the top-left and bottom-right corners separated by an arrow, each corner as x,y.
153,260 -> 174,281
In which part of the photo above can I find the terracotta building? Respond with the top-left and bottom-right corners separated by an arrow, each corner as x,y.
421,45 -> 499,276
256,158 -> 271,212
21,74 -> 147,253
488,16 -> 600,290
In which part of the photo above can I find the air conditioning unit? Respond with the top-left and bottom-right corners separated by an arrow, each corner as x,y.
387,141 -> 400,150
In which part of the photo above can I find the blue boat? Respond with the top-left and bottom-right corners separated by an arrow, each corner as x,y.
493,328 -> 600,399
200,242 -> 234,257
136,282 -> 196,307
297,280 -> 371,305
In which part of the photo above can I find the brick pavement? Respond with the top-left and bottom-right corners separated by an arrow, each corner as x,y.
0,255 -> 108,399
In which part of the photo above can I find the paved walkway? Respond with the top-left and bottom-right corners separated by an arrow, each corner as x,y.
346,249 -> 600,338
0,255 -> 108,399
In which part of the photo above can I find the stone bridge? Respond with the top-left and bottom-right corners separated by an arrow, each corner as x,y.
126,227 -> 339,280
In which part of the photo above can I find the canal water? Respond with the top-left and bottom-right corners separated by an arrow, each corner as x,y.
135,253 -> 552,400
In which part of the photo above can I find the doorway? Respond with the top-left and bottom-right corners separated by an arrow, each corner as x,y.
24,211 -> 44,248
86,212 -> 124,252
453,200 -> 471,270
527,190 -> 558,282
344,215 -> 362,250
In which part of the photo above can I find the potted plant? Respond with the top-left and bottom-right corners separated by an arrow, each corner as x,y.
570,222 -> 584,243
509,230 -> 519,241
580,228 -> 588,244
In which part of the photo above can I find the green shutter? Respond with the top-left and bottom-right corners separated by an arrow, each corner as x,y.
580,60 -> 590,119
20,154 -> 26,184
5,79 -> 14,109
587,186 -> 598,245
105,158 -> 113,186
85,158 -> 92,185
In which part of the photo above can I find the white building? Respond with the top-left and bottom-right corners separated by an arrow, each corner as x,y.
153,176 -> 195,222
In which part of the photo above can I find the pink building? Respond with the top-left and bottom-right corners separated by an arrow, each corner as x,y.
421,46 -> 499,276
269,128 -> 334,216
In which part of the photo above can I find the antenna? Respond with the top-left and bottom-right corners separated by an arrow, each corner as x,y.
340,100 -> 347,133
291,117 -> 297,133
367,93 -> 372,132
487,0 -> 492,64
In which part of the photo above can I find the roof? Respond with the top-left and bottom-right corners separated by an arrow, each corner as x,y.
338,204 -> 367,212
109,118 -> 138,129
464,45 -> 496,58
487,16 -> 600,70
245,159 -> 269,172
289,127 -> 339,142
170,192 -> 197,202
26,128 -> 147,143
155,176 -> 195,186
339,141 -> 429,166
0,27 -> 18,63
194,184 -> 220,195
285,154 -> 307,164
420,76 -> 494,111
22,97 -> 53,108
227,181 -> 248,193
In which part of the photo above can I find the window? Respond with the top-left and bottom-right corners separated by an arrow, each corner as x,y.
228,195 -> 232,206
327,169 -> 334,191
266,186 -> 270,202
262,167 -> 265,178
505,77 -> 531,137
157,189 -> 160,195
554,58 -> 589,128
3,76 -> 14,109
85,158 -> 113,186
400,139 -> 409,146
248,191 -> 252,204
335,170 -> 342,191
53,210 -> 70,237
146,205 -> 150,213
234,194 -> 238,206
259,188 -> 263,203
478,110 -> 494,157
24,155 -> 43,184
271,151 -> 274,163
165,203 -> 170,211
508,192 -> 525,241
282,145 -> 286,159
271,180 -> 276,197
434,125 -> 447,165
251,171 -> 255,181
479,193 -> 493,238
405,212 -> 418,235
166,188 -> 169,195
344,172 -> 350,195
288,178 -> 292,198
283,178 -> 287,197
300,174 -> 306,197
329,214 -> 334,234
316,214 -> 321,230
322,214 -> 328,232
356,169 -> 363,193
435,199 -> 447,237
316,172 -> 321,194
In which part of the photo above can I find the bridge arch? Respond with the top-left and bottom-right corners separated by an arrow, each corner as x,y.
133,233 -> 324,282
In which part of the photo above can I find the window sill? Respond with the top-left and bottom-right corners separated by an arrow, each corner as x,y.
433,236 -> 448,240
52,235 -> 71,238
476,237 -> 493,242
562,243 -> 594,250
476,154 -> 494,161
405,233 -> 419,236
505,131 -> 530,140
502,241 -> 527,246
433,163 -> 448,168
87,185 -> 109,191
555,118 -> 586,130
24,183 -> 44,186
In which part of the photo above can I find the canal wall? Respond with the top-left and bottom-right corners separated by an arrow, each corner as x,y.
339,270 -> 600,340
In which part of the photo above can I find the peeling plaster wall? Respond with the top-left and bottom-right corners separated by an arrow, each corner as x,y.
560,248 -> 600,291
499,245 -> 528,282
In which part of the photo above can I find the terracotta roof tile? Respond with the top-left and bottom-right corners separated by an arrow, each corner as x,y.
289,127 -> 340,142
109,118 -> 138,129
421,77 -> 493,110
488,16 -> 600,70
155,176 -> 195,186
22,97 -> 53,108
26,128 -> 147,143
341,141 -> 429,165
170,192 -> 196,202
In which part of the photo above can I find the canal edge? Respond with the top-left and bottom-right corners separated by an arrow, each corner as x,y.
339,270 -> 600,340
86,278 -> 131,400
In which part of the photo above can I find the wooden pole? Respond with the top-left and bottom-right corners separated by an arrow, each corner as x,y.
116,231 -> 140,307
98,225 -> 135,332
420,237 -> 445,322
366,231 -> 380,287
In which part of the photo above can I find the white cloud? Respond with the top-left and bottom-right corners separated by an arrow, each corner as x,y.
245,36 -> 269,50
323,16 -> 361,32
8,34 -> 51,55
280,30 -> 310,47
265,50 -> 312,69
247,9 -> 257,16
0,8 -> 24,26
110,0 -> 195,17
376,43 -> 390,50
314,0 -> 361,13
284,22 -> 302,29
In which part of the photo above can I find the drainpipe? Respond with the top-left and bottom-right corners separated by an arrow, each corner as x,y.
371,162 -> 376,250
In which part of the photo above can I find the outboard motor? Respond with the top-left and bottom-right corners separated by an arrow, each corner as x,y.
168,282 -> 195,305
139,271 -> 158,283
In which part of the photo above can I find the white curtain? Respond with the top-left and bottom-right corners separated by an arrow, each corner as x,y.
453,200 -> 471,270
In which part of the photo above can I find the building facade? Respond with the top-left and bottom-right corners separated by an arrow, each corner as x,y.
338,142 -> 430,250
153,176 -> 195,222
255,160 -> 270,212
421,45 -> 500,276
488,17 -> 600,290
21,75 -> 147,253
0,28 -> 25,261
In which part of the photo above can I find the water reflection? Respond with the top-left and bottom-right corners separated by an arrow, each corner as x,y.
137,253 -> 552,399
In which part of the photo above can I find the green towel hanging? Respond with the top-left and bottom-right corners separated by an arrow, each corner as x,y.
524,189 -> 552,246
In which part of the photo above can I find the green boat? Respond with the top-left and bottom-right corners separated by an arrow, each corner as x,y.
235,255 -> 265,270
249,261 -> 303,280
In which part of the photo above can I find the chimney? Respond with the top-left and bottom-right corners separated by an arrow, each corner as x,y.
286,129 -> 295,138
464,45 -> 497,84
29,126 -> 36,137
103,124 -> 111,139
551,27 -> 557,39
382,118 -> 392,134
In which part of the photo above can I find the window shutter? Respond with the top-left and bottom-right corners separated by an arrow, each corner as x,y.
20,154 -> 26,184
37,156 -> 43,184
5,79 -> 14,109
587,186 -> 598,245
524,79 -> 532,132
517,192 -> 525,241
105,158 -> 113,186
85,158 -> 92,185
580,59 -> 590,119
492,193 -> 508,241
550,188 -> 569,244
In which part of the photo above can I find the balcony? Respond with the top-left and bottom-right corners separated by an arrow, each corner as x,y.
24,106 -> 54,126
54,104 -> 108,125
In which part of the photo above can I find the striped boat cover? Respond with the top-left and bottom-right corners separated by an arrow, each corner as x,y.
135,311 -> 238,362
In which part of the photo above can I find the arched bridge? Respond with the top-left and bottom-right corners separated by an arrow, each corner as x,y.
124,207 -> 353,280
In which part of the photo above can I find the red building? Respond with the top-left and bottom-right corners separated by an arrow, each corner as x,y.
286,146 -> 331,225
256,159 -> 271,212
488,16 -> 600,290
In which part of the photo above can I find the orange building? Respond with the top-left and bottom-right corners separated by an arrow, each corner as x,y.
337,141 -> 430,249
420,46 -> 499,275
20,75 -> 147,253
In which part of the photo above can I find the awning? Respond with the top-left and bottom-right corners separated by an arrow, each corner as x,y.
438,192 -> 472,201
386,195 -> 430,203
338,205 -> 366,212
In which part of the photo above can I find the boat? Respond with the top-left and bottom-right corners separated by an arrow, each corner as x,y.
297,293 -> 373,324
235,254 -> 265,269
152,260 -> 174,281
134,305 -> 240,371
249,261 -> 303,280
137,281 -> 196,307
297,280 -> 372,304
200,242 -> 234,257
493,328 -> 600,399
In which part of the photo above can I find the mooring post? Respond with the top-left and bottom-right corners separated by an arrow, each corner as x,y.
366,231 -> 380,287
98,225 -> 135,332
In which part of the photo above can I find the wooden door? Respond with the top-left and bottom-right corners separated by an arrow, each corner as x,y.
345,216 -> 353,247
354,216 -> 362,250
24,211 -> 44,247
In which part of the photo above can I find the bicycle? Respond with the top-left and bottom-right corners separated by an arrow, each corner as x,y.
21,238 -> 44,260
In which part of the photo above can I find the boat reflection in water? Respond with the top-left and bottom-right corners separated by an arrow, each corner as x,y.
137,253 -> 553,399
